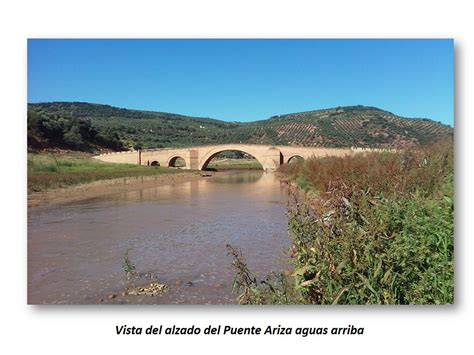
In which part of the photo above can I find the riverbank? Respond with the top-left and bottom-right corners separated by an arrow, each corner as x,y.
28,171 -> 210,207
28,153 -> 190,192
27,153 -> 210,207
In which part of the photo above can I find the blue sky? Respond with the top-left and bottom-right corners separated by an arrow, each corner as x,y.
28,39 -> 454,126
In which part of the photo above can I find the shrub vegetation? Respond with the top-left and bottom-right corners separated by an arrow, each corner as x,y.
230,137 -> 454,304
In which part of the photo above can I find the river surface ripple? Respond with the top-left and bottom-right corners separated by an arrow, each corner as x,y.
28,171 -> 291,304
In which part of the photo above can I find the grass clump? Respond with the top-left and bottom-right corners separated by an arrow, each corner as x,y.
226,244 -> 299,305
122,249 -> 137,279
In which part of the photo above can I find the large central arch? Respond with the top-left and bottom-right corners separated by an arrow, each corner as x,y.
199,149 -> 264,170
198,146 -> 275,171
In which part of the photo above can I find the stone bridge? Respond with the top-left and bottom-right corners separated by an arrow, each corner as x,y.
94,144 -> 380,171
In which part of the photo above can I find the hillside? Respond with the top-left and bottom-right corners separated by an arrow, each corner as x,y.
27,102 -> 452,152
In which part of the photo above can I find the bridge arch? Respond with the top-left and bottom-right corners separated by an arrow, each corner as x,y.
287,154 -> 304,164
168,155 -> 187,168
150,160 -> 160,166
198,146 -> 269,171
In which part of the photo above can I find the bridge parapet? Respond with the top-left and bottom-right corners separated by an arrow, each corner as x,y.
95,150 -> 140,156
94,150 -> 139,164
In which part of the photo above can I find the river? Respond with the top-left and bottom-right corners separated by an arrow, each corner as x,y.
27,171 -> 291,304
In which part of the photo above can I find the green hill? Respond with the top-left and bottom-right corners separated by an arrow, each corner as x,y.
27,102 -> 452,152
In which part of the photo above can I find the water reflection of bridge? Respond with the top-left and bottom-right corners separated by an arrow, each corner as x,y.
99,171 -> 285,204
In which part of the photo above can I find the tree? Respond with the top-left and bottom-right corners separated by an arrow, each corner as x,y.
63,125 -> 83,149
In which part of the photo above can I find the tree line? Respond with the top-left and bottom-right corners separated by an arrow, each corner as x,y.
28,109 -> 124,151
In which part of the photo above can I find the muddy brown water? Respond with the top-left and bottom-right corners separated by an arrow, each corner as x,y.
28,171 -> 291,304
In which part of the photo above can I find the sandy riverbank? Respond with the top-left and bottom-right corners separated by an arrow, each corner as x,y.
28,171 -> 214,208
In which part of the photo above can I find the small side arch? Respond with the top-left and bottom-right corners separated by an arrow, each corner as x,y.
287,155 -> 304,164
168,156 -> 187,168
150,160 -> 160,166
